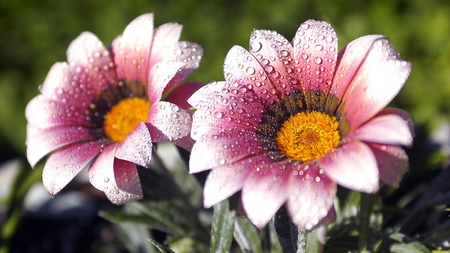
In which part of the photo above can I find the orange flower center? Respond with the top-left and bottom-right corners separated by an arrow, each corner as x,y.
276,111 -> 340,162
103,97 -> 150,142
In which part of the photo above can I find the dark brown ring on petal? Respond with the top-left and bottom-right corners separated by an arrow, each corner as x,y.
256,90 -> 350,163
86,80 -> 148,140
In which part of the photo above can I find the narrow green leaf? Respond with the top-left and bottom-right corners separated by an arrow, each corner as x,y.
390,242 -> 431,253
306,229 -> 320,253
148,239 -> 176,253
211,200 -> 236,253
234,217 -> 262,253
359,193 -> 377,253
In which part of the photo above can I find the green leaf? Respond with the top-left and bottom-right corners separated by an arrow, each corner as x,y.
390,242 -> 431,253
234,217 -> 262,253
211,200 -> 236,253
148,239 -> 176,253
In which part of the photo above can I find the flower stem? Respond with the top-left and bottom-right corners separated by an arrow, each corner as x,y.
358,192 -> 377,253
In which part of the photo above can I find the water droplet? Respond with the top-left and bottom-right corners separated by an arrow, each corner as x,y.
300,23 -> 310,30
250,41 -> 262,53
246,67 -> 255,75
214,111 -> 223,119
315,45 -> 324,51
104,177 -> 110,183
314,57 -> 322,64
264,65 -> 274,73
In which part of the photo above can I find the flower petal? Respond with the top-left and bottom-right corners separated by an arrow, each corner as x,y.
203,162 -> 251,208
349,110 -> 413,146
241,161 -> 290,228
147,101 -> 192,141
286,163 -> 337,230
39,62 -> 113,109
66,32 -> 117,92
26,125 -> 95,168
89,144 -> 143,204
115,122 -> 152,168
25,95 -> 88,128
368,143 -> 409,188
249,29 -> 299,95
188,81 -> 264,139
164,41 -> 203,93
165,81 -> 204,110
224,45 -> 279,106
319,141 -> 379,193
189,130 -> 262,173
339,37 -> 412,130
148,22 -> 182,68
147,61 -> 185,104
292,20 -> 338,95
330,35 -> 383,99
42,141 -> 102,195
112,13 -> 154,83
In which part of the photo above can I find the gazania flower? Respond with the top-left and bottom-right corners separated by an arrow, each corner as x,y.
26,13 -> 203,204
188,20 -> 413,229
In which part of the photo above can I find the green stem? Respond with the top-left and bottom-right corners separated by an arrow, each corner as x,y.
297,229 -> 307,253
358,193 -> 377,253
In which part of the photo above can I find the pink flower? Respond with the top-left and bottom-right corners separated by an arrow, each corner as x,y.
26,13 -> 203,204
188,20 -> 413,229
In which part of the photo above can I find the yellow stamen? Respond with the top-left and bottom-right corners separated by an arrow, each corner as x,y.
276,111 -> 340,162
103,97 -> 150,142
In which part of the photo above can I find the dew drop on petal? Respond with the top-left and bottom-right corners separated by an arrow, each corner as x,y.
246,67 -> 256,75
104,177 -> 110,183
214,111 -> 223,119
314,57 -> 322,65
250,41 -> 262,53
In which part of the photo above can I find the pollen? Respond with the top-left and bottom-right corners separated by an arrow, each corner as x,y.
103,97 -> 150,142
276,111 -> 340,162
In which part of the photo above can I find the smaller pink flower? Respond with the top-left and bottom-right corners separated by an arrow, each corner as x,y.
25,13 -> 203,204
188,20 -> 413,229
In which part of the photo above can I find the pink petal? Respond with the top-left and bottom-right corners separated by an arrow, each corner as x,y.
172,135 -> 196,152
286,163 -> 337,230
147,101 -> 192,141
241,162 -> 291,228
26,125 -> 95,168
368,143 -> 409,188
189,130 -> 262,173
330,35 -> 383,99
292,20 -> 338,94
203,163 -> 251,208
349,111 -> 413,146
165,81 -> 204,109
115,122 -> 152,168
112,13 -> 154,83
147,61 -> 185,104
25,95 -> 88,128
248,29 -> 299,95
66,32 -> 117,92
42,141 -> 102,195
339,37 -> 412,130
319,140 -> 379,193
224,45 -> 279,106
89,144 -> 143,204
39,62 -> 113,109
188,81 -> 264,139
148,23 -> 182,68
164,41 -> 203,93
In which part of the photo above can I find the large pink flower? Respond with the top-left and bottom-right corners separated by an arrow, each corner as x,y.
26,13 -> 203,204
188,20 -> 413,229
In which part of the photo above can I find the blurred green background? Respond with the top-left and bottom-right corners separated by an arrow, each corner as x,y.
1,0 -> 450,160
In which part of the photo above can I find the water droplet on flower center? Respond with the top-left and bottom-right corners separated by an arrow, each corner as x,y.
103,97 -> 150,142
276,111 -> 340,162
